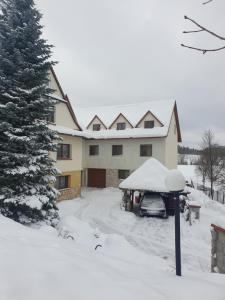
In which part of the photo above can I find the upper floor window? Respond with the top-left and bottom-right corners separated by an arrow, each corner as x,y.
55,175 -> 69,190
117,122 -> 126,130
118,169 -> 130,180
112,145 -> 123,156
46,106 -> 55,123
93,124 -> 101,131
89,145 -> 99,156
57,144 -> 71,160
140,144 -> 152,157
144,120 -> 154,128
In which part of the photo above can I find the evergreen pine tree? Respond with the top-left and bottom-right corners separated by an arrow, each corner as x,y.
0,0 -> 60,226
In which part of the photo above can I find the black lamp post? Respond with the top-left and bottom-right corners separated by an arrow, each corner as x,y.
165,170 -> 186,277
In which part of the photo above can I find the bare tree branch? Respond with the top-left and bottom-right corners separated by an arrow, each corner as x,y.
182,12 -> 225,54
184,15 -> 225,40
202,0 -> 214,5
181,43 -> 225,54
183,29 -> 204,34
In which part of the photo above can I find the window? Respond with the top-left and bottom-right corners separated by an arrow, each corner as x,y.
118,169 -> 130,180
89,145 -> 99,156
144,120 -> 154,128
117,122 -> 126,130
112,145 -> 123,156
93,124 -> 101,131
140,144 -> 152,157
46,107 -> 55,123
57,144 -> 71,159
55,176 -> 69,190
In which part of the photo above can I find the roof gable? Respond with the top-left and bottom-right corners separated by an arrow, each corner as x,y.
49,68 -> 82,131
135,110 -> 164,128
49,67 -> 65,99
109,113 -> 133,129
87,115 -> 107,130
173,102 -> 182,143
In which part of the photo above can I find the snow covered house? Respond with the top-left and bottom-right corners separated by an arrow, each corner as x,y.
76,100 -> 181,188
48,68 -> 84,201
48,69 -> 182,197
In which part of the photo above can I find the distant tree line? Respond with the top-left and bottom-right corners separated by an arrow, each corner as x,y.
178,145 -> 202,155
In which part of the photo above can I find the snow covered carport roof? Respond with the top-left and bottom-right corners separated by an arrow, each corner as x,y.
119,158 -> 170,193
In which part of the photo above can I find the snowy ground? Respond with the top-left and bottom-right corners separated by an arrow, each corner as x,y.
0,188 -> 225,300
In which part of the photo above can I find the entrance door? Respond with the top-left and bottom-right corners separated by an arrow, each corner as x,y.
88,168 -> 106,188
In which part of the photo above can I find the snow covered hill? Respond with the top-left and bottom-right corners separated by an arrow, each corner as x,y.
0,188 -> 225,300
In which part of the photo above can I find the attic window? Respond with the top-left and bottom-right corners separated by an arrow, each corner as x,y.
144,120 -> 154,128
117,122 -> 126,130
93,124 -> 101,131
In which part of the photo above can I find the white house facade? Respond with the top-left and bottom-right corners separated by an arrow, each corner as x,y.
49,69 -> 182,195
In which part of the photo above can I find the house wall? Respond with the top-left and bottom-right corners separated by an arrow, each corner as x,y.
164,111 -> 178,169
53,134 -> 83,173
83,137 -> 166,171
82,137 -> 166,187
136,111 -> 162,128
55,102 -> 79,129
110,115 -> 133,129
57,171 -> 81,201
49,71 -> 63,98
51,134 -> 83,199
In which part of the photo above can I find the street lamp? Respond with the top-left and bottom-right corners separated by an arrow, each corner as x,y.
165,170 -> 186,276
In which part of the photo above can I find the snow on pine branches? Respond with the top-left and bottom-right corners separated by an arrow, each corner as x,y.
0,0 -> 60,226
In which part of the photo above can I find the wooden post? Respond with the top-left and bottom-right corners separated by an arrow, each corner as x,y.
131,191 -> 134,211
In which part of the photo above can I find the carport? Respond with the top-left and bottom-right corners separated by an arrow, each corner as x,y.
119,158 -> 176,215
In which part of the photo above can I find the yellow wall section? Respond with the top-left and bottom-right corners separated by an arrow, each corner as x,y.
60,171 -> 81,188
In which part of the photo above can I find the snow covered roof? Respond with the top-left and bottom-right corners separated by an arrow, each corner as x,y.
73,100 -> 181,141
119,158 -> 170,192
49,125 -> 84,137
50,125 -> 169,140
50,99 -> 181,141
75,100 -> 175,130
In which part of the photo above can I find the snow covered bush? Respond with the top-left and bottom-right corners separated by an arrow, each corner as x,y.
0,0 -> 59,226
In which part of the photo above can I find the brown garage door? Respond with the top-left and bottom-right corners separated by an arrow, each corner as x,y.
88,169 -> 106,188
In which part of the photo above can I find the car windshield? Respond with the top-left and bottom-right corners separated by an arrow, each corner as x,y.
142,194 -> 165,209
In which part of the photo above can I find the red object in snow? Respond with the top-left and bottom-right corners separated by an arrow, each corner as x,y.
134,196 -> 140,203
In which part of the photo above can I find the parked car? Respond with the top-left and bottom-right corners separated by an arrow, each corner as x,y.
139,192 -> 167,218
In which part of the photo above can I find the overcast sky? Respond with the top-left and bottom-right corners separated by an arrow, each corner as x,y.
36,0 -> 225,147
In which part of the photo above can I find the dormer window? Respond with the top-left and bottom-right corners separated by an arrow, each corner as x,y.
144,120 -> 154,128
93,124 -> 101,131
117,122 -> 126,130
